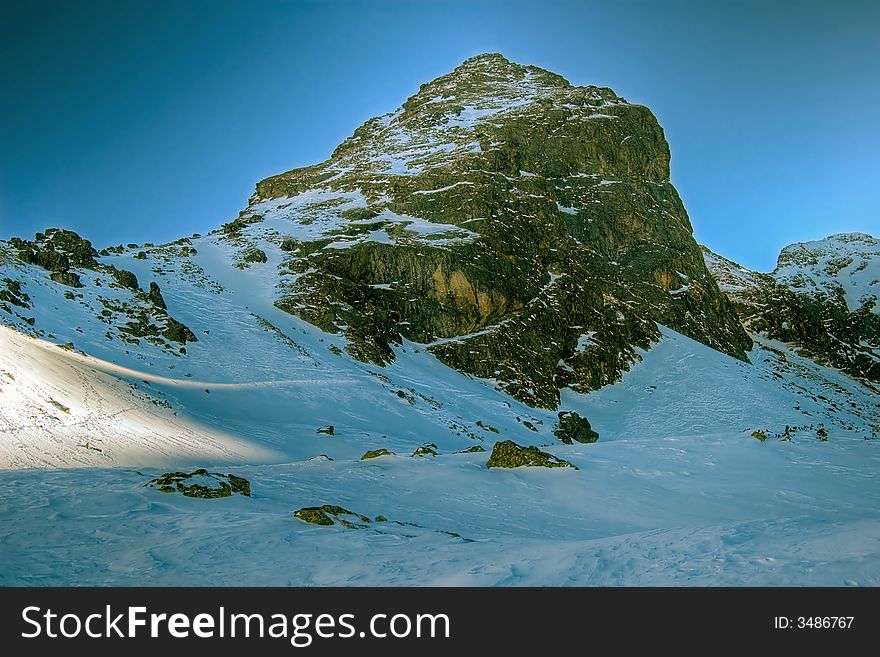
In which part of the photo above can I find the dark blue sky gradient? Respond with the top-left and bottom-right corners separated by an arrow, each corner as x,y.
1,0 -> 877,270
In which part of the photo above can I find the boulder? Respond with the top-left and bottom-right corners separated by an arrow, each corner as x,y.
486,440 -> 576,469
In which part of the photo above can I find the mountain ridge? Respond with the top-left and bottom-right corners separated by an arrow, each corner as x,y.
703,232 -> 880,383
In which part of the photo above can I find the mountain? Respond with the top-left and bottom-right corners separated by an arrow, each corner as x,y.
704,233 -> 880,383
237,52 -> 751,407
1,55 -> 879,586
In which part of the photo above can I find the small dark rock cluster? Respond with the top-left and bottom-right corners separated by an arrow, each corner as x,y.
147,469 -> 251,498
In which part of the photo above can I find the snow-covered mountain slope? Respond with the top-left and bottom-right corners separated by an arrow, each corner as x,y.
1,326 -> 878,585
3,224 -> 877,471
1,54 -> 878,586
703,234 -> 880,383
774,232 -> 879,313
0,325 -> 279,468
2,225 -> 877,585
0,230 -> 565,469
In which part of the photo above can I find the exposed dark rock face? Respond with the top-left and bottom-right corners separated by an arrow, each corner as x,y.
553,411 -> 599,444
111,268 -> 139,290
12,228 -> 99,272
244,53 -> 750,407
148,281 -> 167,309
162,317 -> 197,344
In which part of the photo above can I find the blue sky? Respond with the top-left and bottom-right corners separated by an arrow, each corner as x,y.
1,0 -> 877,271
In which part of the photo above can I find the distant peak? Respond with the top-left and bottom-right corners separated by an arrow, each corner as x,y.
825,232 -> 877,244
780,232 -> 879,254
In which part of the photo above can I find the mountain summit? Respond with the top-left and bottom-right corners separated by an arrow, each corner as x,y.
227,53 -> 751,406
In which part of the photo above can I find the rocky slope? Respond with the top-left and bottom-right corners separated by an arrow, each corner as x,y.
703,233 -> 880,383
228,53 -> 750,407
1,54 -> 752,409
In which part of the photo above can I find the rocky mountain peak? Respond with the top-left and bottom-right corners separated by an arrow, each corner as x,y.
0,54 -> 753,409
408,51 -> 575,110
233,54 -> 752,406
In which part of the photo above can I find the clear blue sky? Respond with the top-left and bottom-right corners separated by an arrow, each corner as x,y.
1,0 -> 877,271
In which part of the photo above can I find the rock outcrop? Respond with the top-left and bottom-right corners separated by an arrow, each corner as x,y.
147,469 -> 251,498
486,440 -> 576,469
553,411 -> 599,444
237,53 -> 750,407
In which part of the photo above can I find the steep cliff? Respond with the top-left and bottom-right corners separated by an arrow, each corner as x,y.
237,53 -> 750,407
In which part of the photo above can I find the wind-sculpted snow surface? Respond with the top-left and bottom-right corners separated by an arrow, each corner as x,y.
1,316 -> 879,585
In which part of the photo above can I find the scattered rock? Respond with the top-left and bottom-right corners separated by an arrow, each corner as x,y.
147,469 -> 251,498
148,281 -> 167,309
361,448 -> 394,460
162,317 -> 196,344
412,443 -> 438,457
553,411 -> 599,444
0,278 -> 30,309
293,505 -> 372,527
239,247 -> 268,266
486,440 -> 576,469
751,430 -> 767,442
49,271 -> 83,288
457,445 -> 486,454
316,425 -> 334,435
48,399 -> 70,414
110,268 -> 139,290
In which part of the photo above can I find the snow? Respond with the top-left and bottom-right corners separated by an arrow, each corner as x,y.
575,332 -> 597,354
772,233 -> 880,313
411,181 -> 475,195
1,321 -> 878,585
0,325 -> 279,469
556,203 -> 578,215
